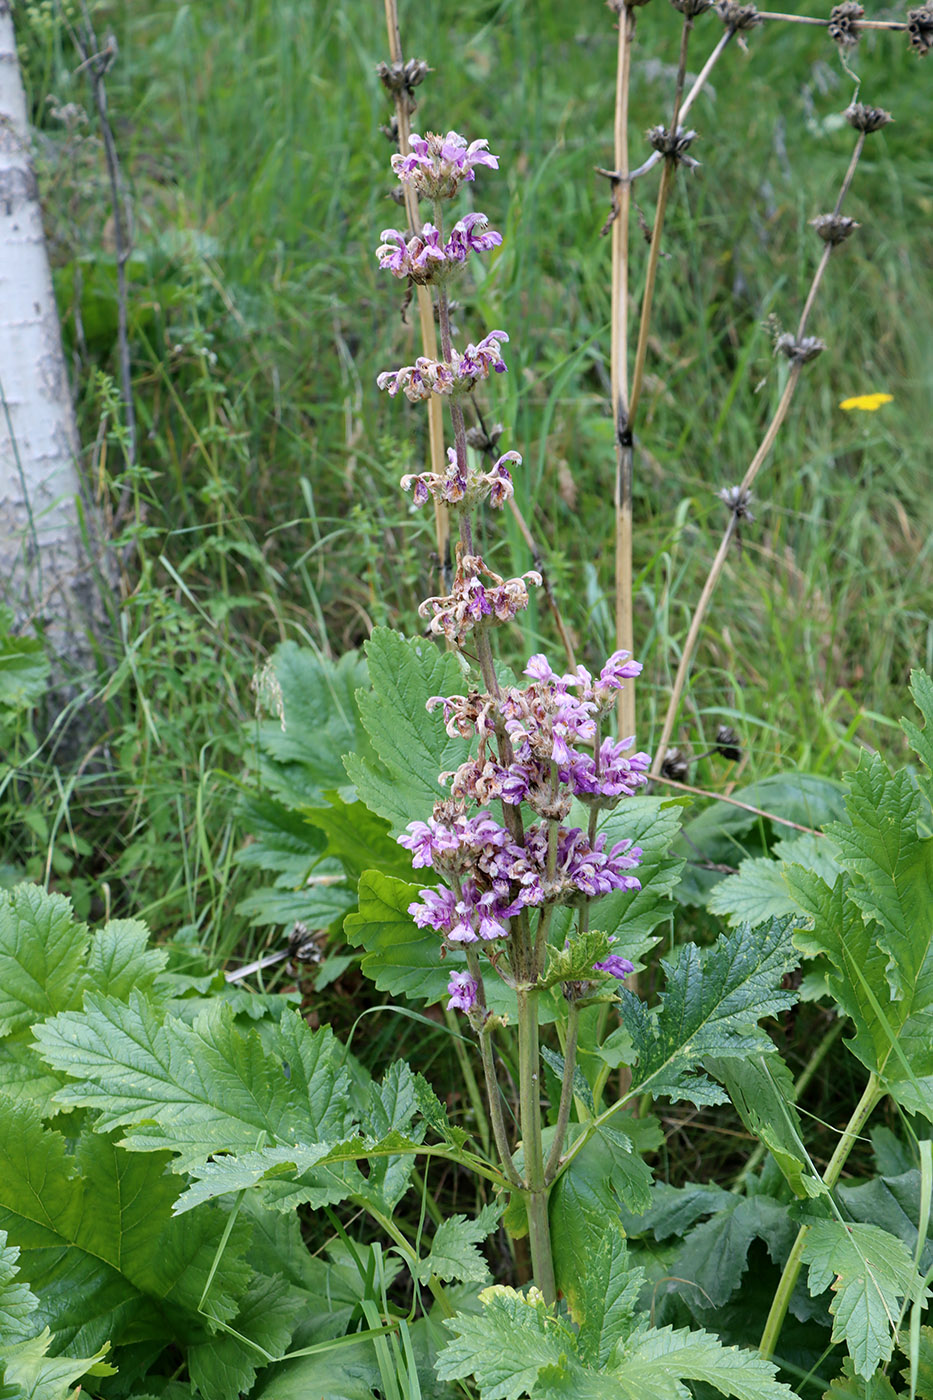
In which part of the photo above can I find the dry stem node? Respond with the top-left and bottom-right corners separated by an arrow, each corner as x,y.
715,726 -> 742,761
376,57 -> 431,100
717,0 -> 762,29
776,333 -> 826,364
810,212 -> 860,244
718,485 -> 755,521
660,748 -> 690,782
827,2 -> 863,47
647,123 -> 700,167
466,422 -> 505,453
907,4 -> 933,55
845,101 -> 893,132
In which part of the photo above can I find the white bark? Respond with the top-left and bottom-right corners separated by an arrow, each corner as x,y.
0,0 -> 103,672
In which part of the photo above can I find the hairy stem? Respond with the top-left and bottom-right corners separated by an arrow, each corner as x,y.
759,1074 -> 883,1361
478,1023 -> 523,1189
443,1005 -> 492,1159
545,1000 -> 581,1183
518,986 -> 556,1302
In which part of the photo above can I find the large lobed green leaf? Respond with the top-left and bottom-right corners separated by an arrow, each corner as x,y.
0,1098 -> 299,1396
825,754 -> 933,1001
604,918 -> 798,1107
1,1331 -> 109,1400
437,1280 -> 797,1400
343,627 -> 471,834
706,832 -> 842,931
0,1230 -> 38,1344
592,797 -> 685,959
0,888 -> 169,1116
674,773 -> 847,908
786,862 -> 933,1119
344,870 -> 452,1003
34,998 -> 354,1169
800,1219 -> 927,1379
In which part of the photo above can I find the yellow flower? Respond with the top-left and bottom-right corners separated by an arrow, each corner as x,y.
839,392 -> 893,411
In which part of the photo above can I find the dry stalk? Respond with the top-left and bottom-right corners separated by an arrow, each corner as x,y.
611,3 -> 636,737
610,12 -> 736,740
649,128 -> 868,777
652,773 -> 823,834
627,13 -> 694,427
758,10 -> 907,27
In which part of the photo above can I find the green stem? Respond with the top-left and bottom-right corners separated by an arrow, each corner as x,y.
518,986 -> 556,1302
478,1019 -> 523,1189
759,1073 -> 883,1362
358,1199 -> 455,1318
545,1000 -> 580,1183
444,1004 -> 492,1160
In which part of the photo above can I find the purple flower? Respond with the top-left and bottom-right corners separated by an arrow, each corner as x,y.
379,333 -> 509,407
409,886 -> 457,932
594,953 -> 635,980
525,654 -> 559,683
482,451 -> 521,508
397,820 -> 440,868
446,213 -> 503,262
377,217 -> 501,283
447,970 -> 479,1013
391,131 -> 499,200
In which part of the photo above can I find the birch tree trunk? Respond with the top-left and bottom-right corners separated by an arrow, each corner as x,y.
0,0 -> 105,684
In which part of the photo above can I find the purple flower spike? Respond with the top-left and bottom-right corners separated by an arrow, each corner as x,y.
447,970 -> 479,1013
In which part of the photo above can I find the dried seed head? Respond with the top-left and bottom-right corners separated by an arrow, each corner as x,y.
380,114 -> 400,144
810,213 -> 860,244
718,485 -> 755,521
647,124 -> 700,168
465,422 -> 504,454
907,4 -> 933,55
670,0 -> 715,14
776,333 -> 826,364
376,58 -> 431,97
845,102 -> 893,133
716,0 -> 762,29
715,726 -> 742,762
660,748 -> 689,783
827,2 -> 863,47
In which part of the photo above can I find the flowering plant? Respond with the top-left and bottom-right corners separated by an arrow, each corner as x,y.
370,121 -> 668,1298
